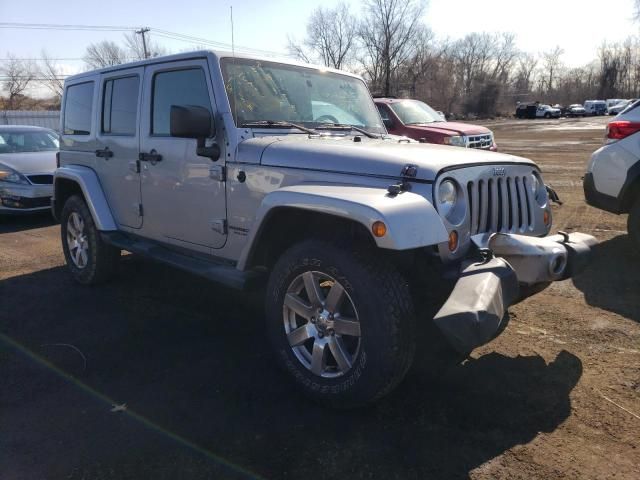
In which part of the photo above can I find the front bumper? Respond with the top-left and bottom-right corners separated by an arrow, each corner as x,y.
0,183 -> 53,214
583,172 -> 623,214
433,231 -> 596,353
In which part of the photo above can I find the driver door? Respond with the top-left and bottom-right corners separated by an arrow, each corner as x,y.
139,60 -> 227,252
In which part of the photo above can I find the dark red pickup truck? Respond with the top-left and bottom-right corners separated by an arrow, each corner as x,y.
375,98 -> 497,151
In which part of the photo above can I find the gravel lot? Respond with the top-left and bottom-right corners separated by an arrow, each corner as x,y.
1,116 -> 639,479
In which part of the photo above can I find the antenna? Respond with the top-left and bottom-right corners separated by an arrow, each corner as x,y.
230,6 -> 238,125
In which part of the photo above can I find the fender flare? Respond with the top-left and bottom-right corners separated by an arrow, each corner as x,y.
237,184 -> 449,270
53,165 -> 117,231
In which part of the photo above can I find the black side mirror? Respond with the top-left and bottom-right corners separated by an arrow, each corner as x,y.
170,105 -> 220,161
383,118 -> 394,130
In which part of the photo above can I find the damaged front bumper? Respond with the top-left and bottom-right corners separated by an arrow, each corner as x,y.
433,231 -> 597,353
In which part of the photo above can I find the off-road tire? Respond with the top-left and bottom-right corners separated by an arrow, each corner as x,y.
628,196 -> 640,251
265,240 -> 416,408
60,195 -> 120,285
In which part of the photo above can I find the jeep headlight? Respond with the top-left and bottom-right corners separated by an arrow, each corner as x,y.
529,171 -> 547,206
0,163 -> 29,185
437,179 -> 459,219
444,135 -> 467,147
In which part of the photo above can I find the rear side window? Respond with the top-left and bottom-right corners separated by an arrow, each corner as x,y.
152,68 -> 211,135
64,82 -> 94,135
102,76 -> 139,135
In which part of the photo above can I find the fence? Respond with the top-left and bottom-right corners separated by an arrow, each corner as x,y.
0,110 -> 61,131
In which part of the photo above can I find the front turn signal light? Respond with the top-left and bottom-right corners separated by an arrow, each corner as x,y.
372,221 -> 387,237
448,230 -> 459,252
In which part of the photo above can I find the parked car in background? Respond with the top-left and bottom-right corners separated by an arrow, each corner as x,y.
374,98 -> 497,150
536,104 -> 561,119
515,103 -> 538,119
584,99 -> 640,249
566,104 -> 587,117
606,98 -> 627,110
584,100 -> 607,116
607,100 -> 631,116
0,125 -> 58,214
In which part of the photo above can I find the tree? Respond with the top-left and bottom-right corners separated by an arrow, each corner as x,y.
38,50 -> 64,101
287,3 -> 357,69
84,40 -> 128,68
358,0 -> 427,95
541,46 -> 564,93
1,54 -> 36,109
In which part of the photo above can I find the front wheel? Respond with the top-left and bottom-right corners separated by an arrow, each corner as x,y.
628,196 -> 640,251
265,240 -> 416,407
60,195 -> 120,285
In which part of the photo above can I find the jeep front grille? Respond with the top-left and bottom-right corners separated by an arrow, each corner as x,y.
466,133 -> 493,149
467,175 -> 534,234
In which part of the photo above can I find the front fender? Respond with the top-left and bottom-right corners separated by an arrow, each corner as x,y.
54,165 -> 116,231
237,184 -> 449,270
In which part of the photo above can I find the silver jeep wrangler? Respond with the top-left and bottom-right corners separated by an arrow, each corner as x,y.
53,51 -> 596,407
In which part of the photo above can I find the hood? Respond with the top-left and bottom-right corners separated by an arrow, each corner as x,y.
249,135 -> 534,182
404,121 -> 490,136
0,151 -> 57,174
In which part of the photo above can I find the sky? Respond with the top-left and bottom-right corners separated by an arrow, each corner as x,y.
1,0 -> 639,95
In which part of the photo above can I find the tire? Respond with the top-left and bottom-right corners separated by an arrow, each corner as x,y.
628,196 -> 640,251
60,195 -> 120,285
265,240 -> 416,408
544,113 -> 551,119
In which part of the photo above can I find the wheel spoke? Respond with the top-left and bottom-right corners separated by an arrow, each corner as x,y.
328,336 -> 352,372
79,249 -> 88,268
284,293 -> 314,320
73,248 -> 82,266
287,324 -> 314,347
302,271 -> 324,308
333,317 -> 361,337
72,213 -> 81,232
324,282 -> 344,312
310,340 -> 326,376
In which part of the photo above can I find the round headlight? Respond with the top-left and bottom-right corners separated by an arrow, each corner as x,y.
438,179 -> 458,218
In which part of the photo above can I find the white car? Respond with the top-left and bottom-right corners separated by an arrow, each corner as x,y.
607,100 -> 631,116
536,104 -> 561,119
584,100 -> 607,116
584,99 -> 640,247
566,104 -> 587,117
0,126 -> 59,214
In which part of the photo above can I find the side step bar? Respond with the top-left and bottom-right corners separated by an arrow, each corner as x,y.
101,232 -> 264,290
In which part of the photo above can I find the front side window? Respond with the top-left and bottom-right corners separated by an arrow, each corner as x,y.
102,76 -> 139,135
388,100 -> 443,125
220,58 -> 384,134
64,82 -> 94,135
152,68 -> 211,135
376,104 -> 391,122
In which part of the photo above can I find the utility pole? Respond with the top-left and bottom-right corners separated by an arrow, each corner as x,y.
135,27 -> 150,59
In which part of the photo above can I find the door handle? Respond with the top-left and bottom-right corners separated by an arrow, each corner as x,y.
95,147 -> 113,158
139,149 -> 162,164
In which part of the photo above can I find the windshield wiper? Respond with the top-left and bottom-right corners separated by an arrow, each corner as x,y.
239,120 -> 317,135
313,123 -> 380,139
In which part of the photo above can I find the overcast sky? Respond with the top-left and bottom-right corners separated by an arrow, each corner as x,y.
1,0 -> 638,93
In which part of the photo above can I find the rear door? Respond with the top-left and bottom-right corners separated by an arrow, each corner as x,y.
138,59 -> 227,252
95,68 -> 143,229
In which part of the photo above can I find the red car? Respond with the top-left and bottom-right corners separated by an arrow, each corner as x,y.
374,98 -> 497,151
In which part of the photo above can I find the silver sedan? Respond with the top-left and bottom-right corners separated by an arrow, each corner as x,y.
0,125 -> 58,214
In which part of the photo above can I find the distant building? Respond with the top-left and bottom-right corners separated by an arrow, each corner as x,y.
0,110 -> 61,131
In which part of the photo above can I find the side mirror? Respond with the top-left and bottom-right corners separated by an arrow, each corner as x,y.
170,105 -> 220,161
383,118 -> 394,130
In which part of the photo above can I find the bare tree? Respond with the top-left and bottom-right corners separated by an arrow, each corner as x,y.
84,40 -> 128,68
541,46 -> 564,93
1,54 -> 36,109
38,50 -> 64,100
287,3 -> 357,69
358,0 -> 427,95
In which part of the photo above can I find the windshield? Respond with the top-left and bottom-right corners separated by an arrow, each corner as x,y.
220,58 -> 384,134
388,100 -> 443,125
0,130 -> 59,154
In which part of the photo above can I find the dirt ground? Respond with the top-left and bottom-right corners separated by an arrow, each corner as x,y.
1,116 -> 638,479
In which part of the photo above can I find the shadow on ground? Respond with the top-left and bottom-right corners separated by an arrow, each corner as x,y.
0,256 -> 583,479
572,234 -> 640,323
0,211 -> 57,234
